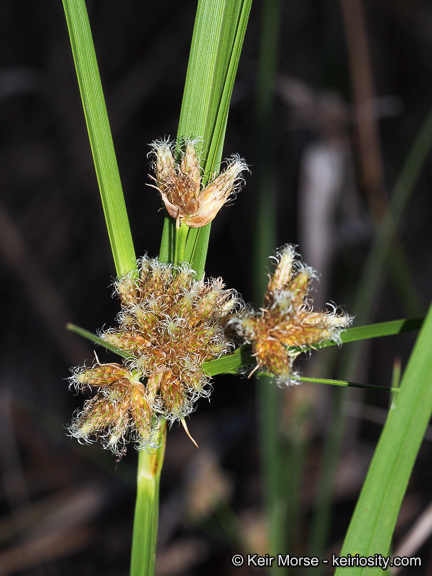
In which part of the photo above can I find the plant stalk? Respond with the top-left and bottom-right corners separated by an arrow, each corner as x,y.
130,424 -> 166,576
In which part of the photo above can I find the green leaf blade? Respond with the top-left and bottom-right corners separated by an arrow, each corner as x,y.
336,302 -> 432,575
62,0 -> 136,276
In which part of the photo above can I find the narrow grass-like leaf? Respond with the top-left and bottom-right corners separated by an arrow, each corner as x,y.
309,107 -> 432,567
339,317 -> 422,344
185,225 -> 212,279
177,1 -> 246,162
335,300 -> 432,575
62,0 -> 136,277
61,5 -> 165,575
68,316 -> 422,382
202,317 -> 422,376
203,344 -> 254,375
66,324 -> 399,394
201,0 -> 253,178
66,323 -> 133,361
204,355 -> 399,392
299,376 -> 398,393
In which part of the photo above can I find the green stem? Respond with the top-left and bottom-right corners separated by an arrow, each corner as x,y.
174,223 -> 189,264
130,424 -> 166,576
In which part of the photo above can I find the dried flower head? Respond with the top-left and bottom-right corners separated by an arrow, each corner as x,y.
69,361 -> 157,455
148,138 -> 248,228
68,256 -> 243,455
231,245 -> 352,385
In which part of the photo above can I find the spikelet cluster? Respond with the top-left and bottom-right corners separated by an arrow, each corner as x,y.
68,256 -> 242,455
68,362 -> 155,454
148,138 -> 248,228
231,245 -> 352,385
68,247 -> 351,455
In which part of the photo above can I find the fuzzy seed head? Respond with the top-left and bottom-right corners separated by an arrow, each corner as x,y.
148,138 -> 248,228
231,245 -> 352,385
69,256 -> 244,455
68,363 -> 158,455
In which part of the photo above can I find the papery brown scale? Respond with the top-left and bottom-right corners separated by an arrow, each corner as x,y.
115,377 -> 134,393
197,294 -> 220,319
301,326 -> 332,345
269,252 -> 295,291
181,142 -> 201,184
177,297 -> 194,317
158,371 -> 183,412
138,267 -> 153,292
130,408 -> 151,439
151,349 -> 170,369
282,273 -> 310,309
137,308 -> 161,329
146,373 -> 161,405
169,173 -> 199,206
78,364 -> 132,388
104,332 -> 152,357
254,340 -> 290,375
300,312 -> 327,327
278,330 -> 308,348
82,395 -> 117,431
171,271 -> 195,293
154,142 -> 175,186
117,277 -> 139,307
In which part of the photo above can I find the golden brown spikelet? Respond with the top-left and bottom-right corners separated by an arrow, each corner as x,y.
230,245 -> 352,385
148,138 -> 248,228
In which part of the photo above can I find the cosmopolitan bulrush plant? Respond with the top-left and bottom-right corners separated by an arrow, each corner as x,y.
68,138 -> 352,456
62,2 -> 432,574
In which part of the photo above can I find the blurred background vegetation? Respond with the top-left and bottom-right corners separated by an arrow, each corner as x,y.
1,1 -> 432,574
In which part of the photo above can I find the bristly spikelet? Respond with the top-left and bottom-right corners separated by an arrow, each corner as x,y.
148,138 -> 249,228
68,256 -> 244,456
231,245 -> 352,385
68,363 -> 159,456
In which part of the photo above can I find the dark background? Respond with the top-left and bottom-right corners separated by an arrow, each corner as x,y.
1,1 -> 432,574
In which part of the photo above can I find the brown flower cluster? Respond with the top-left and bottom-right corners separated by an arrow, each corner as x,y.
68,256 -> 242,455
68,246 -> 352,455
230,245 -> 352,385
68,239 -> 352,455
69,362 -> 152,454
67,136 -> 354,456
148,138 -> 248,228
